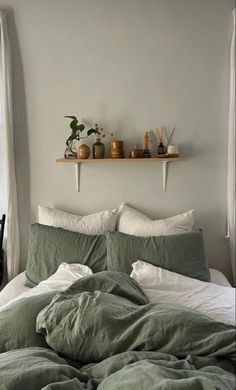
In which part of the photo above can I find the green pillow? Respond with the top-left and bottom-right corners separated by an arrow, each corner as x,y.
25,224 -> 107,287
0,292 -> 55,352
106,231 -> 210,282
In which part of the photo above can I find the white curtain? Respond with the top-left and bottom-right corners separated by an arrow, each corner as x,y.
0,11 -> 20,281
227,9 -> 236,283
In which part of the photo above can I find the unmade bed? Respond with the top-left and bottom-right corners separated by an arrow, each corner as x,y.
0,206 -> 235,389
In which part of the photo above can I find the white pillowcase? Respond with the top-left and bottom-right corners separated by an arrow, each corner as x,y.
38,206 -> 118,235
0,262 -> 93,311
210,268 -> 232,287
131,260 -> 235,326
117,205 -> 194,236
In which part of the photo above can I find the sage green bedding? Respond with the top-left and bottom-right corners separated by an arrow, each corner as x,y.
106,231 -> 210,282
25,224 -> 107,287
0,348 -> 90,390
37,272 -> 234,363
0,272 -> 235,390
0,292 -> 55,352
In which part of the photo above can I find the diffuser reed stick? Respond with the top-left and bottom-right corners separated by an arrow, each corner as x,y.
166,127 -> 176,148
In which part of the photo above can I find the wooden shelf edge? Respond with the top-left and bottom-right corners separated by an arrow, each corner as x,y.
56,157 -> 186,163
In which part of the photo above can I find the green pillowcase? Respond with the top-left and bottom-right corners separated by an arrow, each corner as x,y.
106,231 -> 210,282
0,292 -> 55,352
25,223 -> 107,287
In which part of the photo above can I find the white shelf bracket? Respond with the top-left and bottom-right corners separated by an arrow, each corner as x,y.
75,163 -> 81,192
162,161 -> 169,191
56,158 -> 184,192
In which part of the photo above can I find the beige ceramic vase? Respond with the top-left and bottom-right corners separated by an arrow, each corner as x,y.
77,144 -> 90,159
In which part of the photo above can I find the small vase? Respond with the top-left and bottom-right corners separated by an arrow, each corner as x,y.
110,140 -> 124,158
77,144 -> 90,159
64,140 -> 77,159
93,138 -> 105,159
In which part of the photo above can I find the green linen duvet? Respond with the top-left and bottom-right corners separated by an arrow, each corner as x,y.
0,272 -> 235,389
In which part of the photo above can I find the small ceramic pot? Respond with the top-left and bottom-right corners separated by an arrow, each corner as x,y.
110,140 -> 124,158
129,148 -> 143,158
77,144 -> 90,159
167,145 -> 179,157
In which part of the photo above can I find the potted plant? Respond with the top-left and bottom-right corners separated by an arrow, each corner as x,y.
64,115 -> 99,159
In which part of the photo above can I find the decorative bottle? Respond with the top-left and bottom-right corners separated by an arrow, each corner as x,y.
156,127 -> 167,155
157,142 -> 166,155
143,131 -> 151,158
93,137 -> 105,159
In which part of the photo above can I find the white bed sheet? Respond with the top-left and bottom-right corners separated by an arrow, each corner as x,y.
0,268 -> 231,310
0,272 -> 29,308
131,262 -> 235,326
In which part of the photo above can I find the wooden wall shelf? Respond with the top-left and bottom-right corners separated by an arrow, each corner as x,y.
56,157 -> 186,163
56,157 -> 186,192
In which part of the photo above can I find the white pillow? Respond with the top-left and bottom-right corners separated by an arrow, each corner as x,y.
0,262 -> 92,311
117,205 -> 194,236
38,206 -> 118,235
210,268 -> 231,287
131,260 -> 235,326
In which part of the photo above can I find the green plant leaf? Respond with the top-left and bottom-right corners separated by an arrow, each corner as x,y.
77,124 -> 85,132
64,115 -> 78,122
71,129 -> 77,138
70,120 -> 80,131
87,128 -> 99,136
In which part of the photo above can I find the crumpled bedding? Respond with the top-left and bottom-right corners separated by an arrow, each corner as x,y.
0,272 -> 235,390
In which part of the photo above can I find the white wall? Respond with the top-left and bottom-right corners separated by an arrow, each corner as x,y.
0,0 -> 234,280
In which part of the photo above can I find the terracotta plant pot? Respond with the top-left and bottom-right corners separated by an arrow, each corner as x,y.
77,144 -> 90,159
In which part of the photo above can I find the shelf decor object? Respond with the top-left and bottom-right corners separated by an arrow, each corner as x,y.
77,144 -> 90,159
110,141 -> 124,159
64,115 -> 99,159
128,147 -> 143,158
92,124 -> 105,159
143,131 -> 151,158
56,157 -> 186,192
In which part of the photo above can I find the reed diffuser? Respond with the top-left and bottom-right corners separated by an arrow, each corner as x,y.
156,127 -> 166,155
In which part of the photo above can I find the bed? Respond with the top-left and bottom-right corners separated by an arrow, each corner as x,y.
0,206 -> 235,390
0,267 -> 231,310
